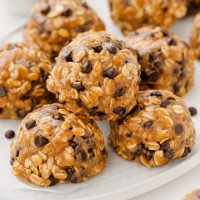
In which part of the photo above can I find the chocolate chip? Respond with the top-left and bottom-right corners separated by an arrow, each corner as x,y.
34,136 -> 49,147
150,91 -> 162,97
49,175 -> 58,186
189,107 -> 198,116
82,61 -> 92,73
182,147 -> 190,158
143,120 -> 154,129
25,119 -> 36,130
160,99 -> 171,108
62,8 -> 72,17
41,5 -> 51,15
113,106 -> 126,118
160,140 -> 170,151
88,148 -> 95,158
126,131 -> 132,137
147,71 -> 159,82
65,167 -> 75,180
71,82 -> 85,92
88,107 -> 98,116
0,85 -> 6,97
103,67 -> 117,79
10,159 -> 14,166
92,44 -> 103,53
14,149 -> 19,159
173,82 -> 180,94
54,113 -> 64,121
81,2 -> 89,8
145,151 -> 153,160
175,124 -> 183,135
167,97 -> 176,101
5,130 -> 15,139
164,149 -> 174,160
129,104 -> 143,115
114,86 -> 126,97
63,50 -> 73,62
0,108 -> 3,114
106,44 -> 117,54
16,109 -> 28,118
166,37 -> 177,46
80,149 -> 88,161
75,98 -> 84,107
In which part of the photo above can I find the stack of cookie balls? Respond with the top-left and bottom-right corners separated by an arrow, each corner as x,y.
1,0 -> 197,187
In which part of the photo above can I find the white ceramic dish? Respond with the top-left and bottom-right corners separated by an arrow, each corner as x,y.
0,1 -> 199,200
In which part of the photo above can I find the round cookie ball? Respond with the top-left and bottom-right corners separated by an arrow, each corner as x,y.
125,26 -> 195,96
23,0 -> 105,60
190,13 -> 200,59
109,0 -> 187,35
109,90 -> 195,167
0,42 -> 54,119
47,31 -> 141,121
10,104 -> 107,186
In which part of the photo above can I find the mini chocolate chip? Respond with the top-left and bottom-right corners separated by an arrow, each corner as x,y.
88,148 -> 95,158
175,124 -> 183,135
71,82 -> 85,92
65,167 -> 75,180
81,2 -> 89,8
143,120 -> 154,129
49,175 -> 58,186
160,99 -> 171,108
10,159 -> 14,166
25,119 -> 36,130
147,71 -> 159,81
160,140 -> 170,151
54,113 -> 64,121
164,149 -> 174,160
182,147 -> 190,158
166,37 -> 177,46
189,107 -> 198,116
145,151 -> 153,160
129,104 -> 143,115
167,97 -> 176,101
41,5 -> 51,15
62,8 -> 72,17
5,130 -> 15,139
14,149 -> 19,159
113,106 -> 126,118
34,136 -> 49,147
80,149 -> 88,161
114,86 -> 126,97
0,85 -> 6,97
92,44 -> 103,53
173,82 -> 180,94
82,61 -> 92,73
0,108 -> 3,114
150,91 -> 162,97
126,131 -> 132,137
88,107 -> 98,116
106,44 -> 117,54
16,109 -> 28,118
63,50 -> 73,62
103,67 -> 117,79
75,98 -> 84,107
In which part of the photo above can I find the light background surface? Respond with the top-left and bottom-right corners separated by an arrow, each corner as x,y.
0,1 -> 200,200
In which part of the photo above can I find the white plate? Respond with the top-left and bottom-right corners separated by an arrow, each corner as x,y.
0,1 -> 199,200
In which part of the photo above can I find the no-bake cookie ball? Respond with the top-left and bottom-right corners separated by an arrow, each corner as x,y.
125,26 -> 195,96
0,42 -> 54,119
23,0 -> 105,60
47,31 -> 141,121
109,90 -> 195,167
109,0 -> 187,35
190,13 -> 200,59
10,104 -> 107,186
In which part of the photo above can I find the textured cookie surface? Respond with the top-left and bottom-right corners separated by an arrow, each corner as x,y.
0,42 -> 53,119
125,26 -> 194,96
190,13 -> 200,59
109,90 -> 195,167
23,0 -> 105,60
47,31 -> 141,120
109,0 -> 187,34
10,104 -> 107,186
